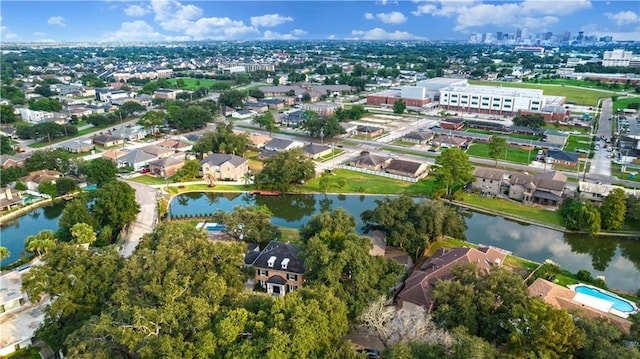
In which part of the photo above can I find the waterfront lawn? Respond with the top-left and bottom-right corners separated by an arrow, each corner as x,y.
298,169 -> 437,196
468,80 -> 612,106
129,175 -> 168,185
458,192 -> 564,227
466,143 -> 534,164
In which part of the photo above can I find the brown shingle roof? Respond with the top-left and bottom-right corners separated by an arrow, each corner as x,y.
473,167 -> 506,181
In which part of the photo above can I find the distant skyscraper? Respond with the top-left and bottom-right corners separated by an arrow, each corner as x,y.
516,28 -> 522,40
496,32 -> 503,41
562,31 -> 571,42
577,31 -> 584,43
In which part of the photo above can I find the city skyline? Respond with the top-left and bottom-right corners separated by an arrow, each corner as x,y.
0,0 -> 639,43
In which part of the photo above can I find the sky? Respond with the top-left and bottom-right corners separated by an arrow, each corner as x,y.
0,0 -> 639,43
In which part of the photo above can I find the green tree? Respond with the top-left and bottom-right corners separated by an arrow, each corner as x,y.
174,159 -> 200,181
38,181 -> 58,198
0,135 -> 15,154
488,136 -> 507,166
167,105 -> 211,131
575,315 -> 640,359
600,188 -> 627,230
55,177 -> 78,195
22,244 -> 122,353
0,104 -> 18,123
193,124 -> 250,155
137,110 -> 165,134
25,149 -> 72,172
433,148 -> 474,197
211,205 -> 281,247
300,207 -> 357,243
512,113 -> 545,128
626,195 -> 640,222
218,89 -> 247,108
252,111 -> 278,136
57,197 -> 99,242
118,101 -> 145,118
70,223 -> 97,245
80,157 -> 117,186
0,85 -> 25,104
255,148 -> 315,192
25,230 -> 57,256
0,246 -> 9,261
29,97 -> 62,112
92,181 -> 140,232
393,99 -> 406,114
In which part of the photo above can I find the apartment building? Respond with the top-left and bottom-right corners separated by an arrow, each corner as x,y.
439,82 -> 549,116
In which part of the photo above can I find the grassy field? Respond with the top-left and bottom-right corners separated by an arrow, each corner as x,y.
466,143 -> 534,164
391,139 -> 419,147
610,164 -> 640,183
468,80 -> 613,106
167,77 -> 231,90
564,135 -> 592,152
297,169 -> 437,196
509,133 -> 541,141
381,146 -> 437,159
458,192 -> 564,227
525,78 -> 632,92
542,123 -> 590,134
612,97 -> 640,114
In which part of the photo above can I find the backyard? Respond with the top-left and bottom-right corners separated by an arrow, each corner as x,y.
466,142 -> 536,165
612,97 -> 640,114
563,134 -> 593,152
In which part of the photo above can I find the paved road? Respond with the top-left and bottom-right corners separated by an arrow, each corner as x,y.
119,180 -> 158,258
589,98 -> 613,176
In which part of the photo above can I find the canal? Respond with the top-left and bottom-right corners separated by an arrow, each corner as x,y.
2,193 -> 639,292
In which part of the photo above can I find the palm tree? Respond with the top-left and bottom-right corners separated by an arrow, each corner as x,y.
71,223 -> 97,247
241,172 -> 252,187
25,230 -> 56,256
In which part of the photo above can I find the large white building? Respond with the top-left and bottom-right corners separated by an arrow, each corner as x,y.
602,49 -> 634,67
439,82 -> 550,115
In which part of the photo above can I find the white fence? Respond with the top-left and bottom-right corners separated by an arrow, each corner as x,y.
337,165 -> 418,183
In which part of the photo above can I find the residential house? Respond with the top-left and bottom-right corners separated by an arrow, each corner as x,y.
544,129 -> 569,147
348,153 -> 390,171
0,153 -> 28,169
260,98 -> 285,110
546,149 -> 579,167
91,135 -> 124,147
19,170 -> 61,191
231,110 -> 256,119
200,153 -> 249,182
148,156 -> 185,178
528,278 -> 631,332
101,149 -> 129,164
506,172 -> 535,202
0,187 -> 24,211
153,89 -> 176,100
386,159 -> 429,179
263,138 -> 304,152
472,167 -> 506,196
58,140 -> 94,154
439,119 -> 465,131
301,101 -> 341,116
247,240 -> 305,296
140,144 -> 175,158
281,109 -> 307,128
157,139 -> 193,152
354,125 -> 384,138
339,122 -> 358,134
578,181 -> 624,204
0,268 -> 49,357
244,102 -> 269,113
396,246 -> 507,311
402,131 -> 434,145
112,125 -> 147,141
531,171 -> 567,206
432,135 -> 467,149
246,133 -> 272,149
117,149 -> 157,171
302,143 -> 332,159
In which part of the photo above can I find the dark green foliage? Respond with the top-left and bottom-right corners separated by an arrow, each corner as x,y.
25,149 -> 72,172
55,177 -> 78,195
300,111 -> 345,138
626,195 -> 640,222
0,135 -> 15,154
361,196 -> 467,260
574,315 -> 640,359
57,197 -> 99,242
255,148 -> 315,193
211,205 -> 281,247
512,113 -> 545,128
218,89 -> 247,108
29,97 -> 62,112
433,148 -> 474,197
37,181 -> 57,198
91,181 -> 140,231
167,104 -> 212,131
393,99 -> 406,114
559,198 -> 601,235
193,123 -> 250,155
79,158 -> 117,186
0,85 -> 25,104
600,188 -> 627,230
0,166 -> 28,187
0,105 -> 18,123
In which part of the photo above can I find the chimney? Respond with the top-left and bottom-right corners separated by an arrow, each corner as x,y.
6,187 -> 12,199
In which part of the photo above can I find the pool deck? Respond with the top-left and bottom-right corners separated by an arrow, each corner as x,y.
568,284 -> 638,319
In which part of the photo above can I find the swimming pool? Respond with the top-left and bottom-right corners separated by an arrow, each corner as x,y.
195,222 -> 227,232
570,284 -> 638,314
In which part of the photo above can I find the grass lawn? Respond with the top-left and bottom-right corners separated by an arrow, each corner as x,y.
278,226 -> 301,243
167,78 -> 231,91
564,135 -> 592,152
128,175 -> 168,185
381,146 -> 437,159
465,128 -> 492,135
297,168 -> 437,196
542,123 -> 590,134
468,80 -> 613,106
458,192 -> 564,227
526,78 -> 631,92
612,97 -> 640,114
316,149 -> 345,162
610,164 -> 640,183
391,139 -> 419,147
466,143 -> 534,164
509,133 -> 542,141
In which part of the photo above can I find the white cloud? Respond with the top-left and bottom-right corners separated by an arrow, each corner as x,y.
412,0 -> 591,31
605,11 -> 639,26
351,28 -> 425,40
250,13 -> 293,28
364,12 -> 374,20
48,16 -> 66,27
262,30 -> 295,40
376,11 -> 407,24
150,0 -> 203,31
33,31 -> 48,37
124,4 -> 150,17
328,34 -> 336,39
291,29 -> 307,36
102,20 -> 187,42
185,17 -> 258,40
581,23 -> 640,42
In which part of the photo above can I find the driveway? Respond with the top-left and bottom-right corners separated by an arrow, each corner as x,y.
119,180 -> 158,257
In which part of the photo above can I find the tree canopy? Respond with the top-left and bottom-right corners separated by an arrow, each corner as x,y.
80,157 -> 117,186
487,136 -> 507,166
513,113 -> 545,128
432,148 -> 474,197
211,205 -> 281,247
255,148 -> 315,192
600,188 -> 627,230
392,99 -> 406,114
193,124 -> 250,156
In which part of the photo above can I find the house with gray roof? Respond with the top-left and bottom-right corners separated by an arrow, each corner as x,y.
302,143 -> 332,159
148,156 -> 185,178
386,159 -> 428,179
117,149 -> 157,171
348,153 -> 390,171
472,167 -> 506,196
263,138 -> 304,152
544,129 -> 569,147
200,153 -> 248,182
546,149 -> 579,167
402,130 -> 434,145
246,240 -> 305,297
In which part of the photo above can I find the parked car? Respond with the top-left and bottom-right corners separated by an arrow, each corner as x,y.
140,168 -> 150,174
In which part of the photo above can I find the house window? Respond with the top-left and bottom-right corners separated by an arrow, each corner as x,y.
471,102 -> 478,105
259,269 -> 268,276
472,96 -> 479,100
504,98 -> 512,102
287,273 -> 298,281
482,102 -> 489,106
288,285 -> 297,292
532,101 -> 540,105
461,95 -> 468,98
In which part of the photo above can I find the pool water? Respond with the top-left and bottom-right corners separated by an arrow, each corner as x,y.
574,285 -> 636,313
